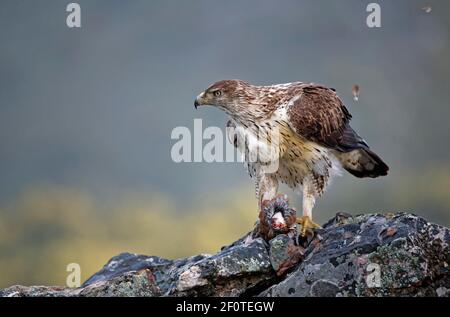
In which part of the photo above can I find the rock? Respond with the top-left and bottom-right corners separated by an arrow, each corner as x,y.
269,234 -> 304,276
260,213 -> 450,297
1,212 -> 449,297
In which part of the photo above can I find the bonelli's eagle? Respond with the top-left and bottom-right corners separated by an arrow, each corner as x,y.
195,80 -> 388,235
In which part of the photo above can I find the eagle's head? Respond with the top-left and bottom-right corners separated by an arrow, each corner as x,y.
195,79 -> 260,119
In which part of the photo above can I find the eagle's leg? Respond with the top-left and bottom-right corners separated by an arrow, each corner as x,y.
297,184 -> 321,236
243,173 -> 278,246
256,173 -> 278,212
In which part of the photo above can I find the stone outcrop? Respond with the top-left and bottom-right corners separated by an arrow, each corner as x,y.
1,211 -> 449,297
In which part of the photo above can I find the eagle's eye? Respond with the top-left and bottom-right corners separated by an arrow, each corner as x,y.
213,90 -> 222,97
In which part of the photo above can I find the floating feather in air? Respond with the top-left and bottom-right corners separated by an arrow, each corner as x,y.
422,6 -> 432,13
352,84 -> 360,101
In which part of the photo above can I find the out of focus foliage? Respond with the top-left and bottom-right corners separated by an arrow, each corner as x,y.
0,185 -> 257,288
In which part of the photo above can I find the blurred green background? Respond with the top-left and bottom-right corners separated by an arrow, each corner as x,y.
1,0 -> 450,288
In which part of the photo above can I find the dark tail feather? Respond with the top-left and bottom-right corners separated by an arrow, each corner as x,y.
337,148 -> 389,178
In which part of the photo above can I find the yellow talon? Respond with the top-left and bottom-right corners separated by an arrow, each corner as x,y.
297,216 -> 321,237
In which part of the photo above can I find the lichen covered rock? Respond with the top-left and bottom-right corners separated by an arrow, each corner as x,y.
260,213 -> 450,297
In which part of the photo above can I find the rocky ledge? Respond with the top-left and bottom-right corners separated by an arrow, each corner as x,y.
1,208 -> 449,297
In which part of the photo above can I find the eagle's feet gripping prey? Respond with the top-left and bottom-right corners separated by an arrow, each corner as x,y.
296,216 -> 321,237
258,195 -> 321,239
258,194 -> 322,242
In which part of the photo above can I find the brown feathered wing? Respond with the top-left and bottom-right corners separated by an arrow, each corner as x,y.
286,84 -> 388,178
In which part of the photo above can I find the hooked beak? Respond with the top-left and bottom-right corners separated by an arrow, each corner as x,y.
194,92 -> 205,109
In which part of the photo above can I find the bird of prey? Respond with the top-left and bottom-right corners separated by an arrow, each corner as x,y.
194,80 -> 389,235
